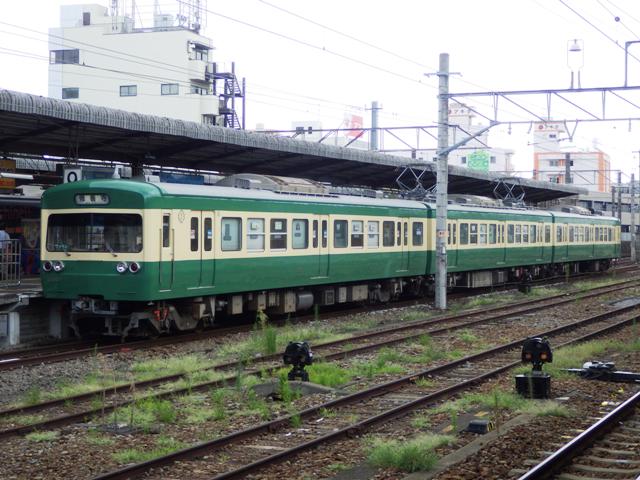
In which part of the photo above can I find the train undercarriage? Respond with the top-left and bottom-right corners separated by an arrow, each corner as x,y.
68,259 -> 613,339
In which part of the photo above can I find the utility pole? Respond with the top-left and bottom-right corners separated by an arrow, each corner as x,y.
368,101 -> 381,151
631,173 -> 636,262
435,53 -> 449,310
564,152 -> 572,184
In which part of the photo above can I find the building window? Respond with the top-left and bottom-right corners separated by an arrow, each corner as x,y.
50,49 -> 79,64
120,85 -> 137,97
461,156 -> 467,164
161,83 -> 179,95
190,85 -> 208,95
83,12 -> 91,25
61,88 -> 79,99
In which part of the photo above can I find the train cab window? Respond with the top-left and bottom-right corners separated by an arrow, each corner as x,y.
334,220 -> 348,248
383,221 -> 394,247
322,220 -> 328,248
404,222 -> 408,246
190,217 -> 199,251
270,219 -> 288,250
221,217 -> 242,251
351,220 -> 364,248
522,225 -> 529,243
479,224 -> 487,244
469,224 -> 478,244
413,222 -> 424,246
507,224 -> 514,243
204,218 -> 212,251
396,222 -> 402,246
292,219 -> 308,249
545,225 -> 551,243
515,224 -> 522,243
312,220 -> 319,248
247,218 -> 265,251
368,221 -> 379,248
162,214 -> 170,248
460,223 -> 469,245
489,224 -> 496,244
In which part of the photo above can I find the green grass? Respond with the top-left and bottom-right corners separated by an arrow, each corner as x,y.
108,397 -> 177,431
22,387 -> 42,406
86,430 -> 115,446
367,434 -> 454,472
457,329 -> 479,344
25,430 -> 59,442
307,362 -> 351,387
112,436 -> 186,464
2,414 -> 45,426
519,400 -> 572,417
131,354 -> 206,381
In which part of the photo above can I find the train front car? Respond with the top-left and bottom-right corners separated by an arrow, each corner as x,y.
41,180 -> 159,338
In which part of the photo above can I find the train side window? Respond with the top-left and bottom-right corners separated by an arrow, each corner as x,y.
507,224 -> 514,243
351,220 -> 364,248
488,224 -> 496,244
396,222 -> 402,246
460,223 -> 469,245
452,223 -> 457,244
479,224 -> 487,244
469,223 -> 478,244
522,225 -> 529,243
204,218 -> 212,251
530,225 -> 537,243
447,224 -> 451,245
585,226 -> 590,242
367,221 -> 379,248
270,219 -> 288,250
322,220 -> 328,248
221,217 -> 242,251
312,220 -> 319,248
515,224 -> 522,243
292,219 -> 308,249
556,225 -> 562,242
247,218 -> 265,251
569,226 -> 574,242
334,220 -> 348,248
162,214 -> 170,247
545,225 -> 551,243
403,222 -> 408,246
413,222 -> 424,246
383,221 -> 394,247
190,217 -> 199,251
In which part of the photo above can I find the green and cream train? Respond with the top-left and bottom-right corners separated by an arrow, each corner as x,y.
40,178 -> 620,337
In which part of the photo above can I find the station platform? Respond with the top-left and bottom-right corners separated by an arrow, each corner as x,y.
0,276 -> 62,348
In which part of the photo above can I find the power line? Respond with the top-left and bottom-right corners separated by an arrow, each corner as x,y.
595,0 -> 640,39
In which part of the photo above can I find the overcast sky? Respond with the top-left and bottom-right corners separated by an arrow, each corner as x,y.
2,0 -> 640,181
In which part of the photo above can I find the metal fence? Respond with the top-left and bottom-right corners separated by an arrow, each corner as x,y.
0,240 -> 21,287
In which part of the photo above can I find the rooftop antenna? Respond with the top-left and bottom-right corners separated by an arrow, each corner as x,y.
177,0 -> 207,33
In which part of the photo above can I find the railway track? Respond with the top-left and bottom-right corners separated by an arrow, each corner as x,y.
515,389 -> 640,480
1,267 -> 638,372
1,276 -> 639,439
88,292 -> 640,479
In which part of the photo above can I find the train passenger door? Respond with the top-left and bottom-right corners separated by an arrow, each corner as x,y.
159,211 -> 174,291
447,221 -> 458,268
200,213 -> 215,287
312,217 -> 329,278
399,220 -> 409,272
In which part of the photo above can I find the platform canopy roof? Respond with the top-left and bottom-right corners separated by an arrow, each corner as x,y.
0,89 -> 586,203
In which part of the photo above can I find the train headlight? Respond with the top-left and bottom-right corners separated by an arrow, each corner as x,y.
42,261 -> 53,272
52,261 -> 65,272
129,262 -> 141,273
116,262 -> 128,274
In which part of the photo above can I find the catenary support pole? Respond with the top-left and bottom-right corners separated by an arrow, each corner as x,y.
435,53 -> 450,310
631,173 -> 636,262
618,171 -> 623,223
369,101 -> 380,151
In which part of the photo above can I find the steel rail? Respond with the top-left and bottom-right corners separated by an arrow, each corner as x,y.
1,278 -> 636,431
517,389 -> 640,480
90,308 -> 640,479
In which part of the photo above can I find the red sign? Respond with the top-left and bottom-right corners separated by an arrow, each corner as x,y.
345,114 -> 364,138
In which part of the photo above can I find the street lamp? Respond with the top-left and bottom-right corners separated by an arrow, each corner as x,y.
624,40 -> 640,87
567,39 -> 584,89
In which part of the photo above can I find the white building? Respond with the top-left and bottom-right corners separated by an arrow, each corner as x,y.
415,103 -> 514,173
532,122 -> 611,193
48,3 -> 222,124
